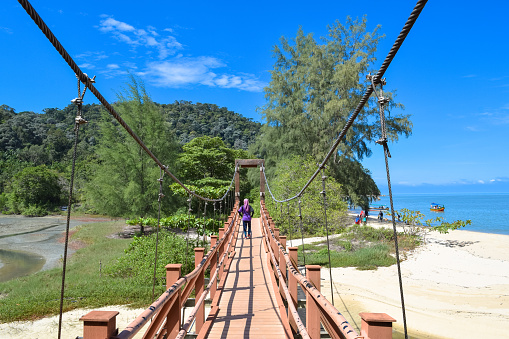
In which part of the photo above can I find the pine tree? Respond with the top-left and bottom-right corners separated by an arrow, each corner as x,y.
85,76 -> 180,222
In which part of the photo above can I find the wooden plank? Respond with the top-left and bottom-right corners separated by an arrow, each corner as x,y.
206,218 -> 289,338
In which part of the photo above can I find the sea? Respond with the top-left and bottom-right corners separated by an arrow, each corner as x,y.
356,193 -> 509,236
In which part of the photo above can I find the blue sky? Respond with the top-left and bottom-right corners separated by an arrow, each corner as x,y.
1,1 -> 508,193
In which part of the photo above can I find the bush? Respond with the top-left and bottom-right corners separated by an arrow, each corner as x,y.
21,204 -> 48,217
7,165 -> 63,213
126,215 -> 221,236
105,230 -> 205,286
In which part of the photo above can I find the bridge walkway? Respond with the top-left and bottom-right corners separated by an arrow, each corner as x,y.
206,217 -> 291,338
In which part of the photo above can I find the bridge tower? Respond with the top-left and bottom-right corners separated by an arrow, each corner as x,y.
234,159 -> 265,202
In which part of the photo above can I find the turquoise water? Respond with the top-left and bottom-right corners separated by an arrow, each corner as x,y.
364,193 -> 509,236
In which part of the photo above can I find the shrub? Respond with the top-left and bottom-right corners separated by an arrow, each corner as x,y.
104,231 -> 205,286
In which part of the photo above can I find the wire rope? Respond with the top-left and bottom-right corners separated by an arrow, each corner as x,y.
151,168 -> 164,302
320,167 -> 334,306
57,77 -> 90,339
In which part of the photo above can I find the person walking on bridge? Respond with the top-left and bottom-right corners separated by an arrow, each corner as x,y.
238,198 -> 254,238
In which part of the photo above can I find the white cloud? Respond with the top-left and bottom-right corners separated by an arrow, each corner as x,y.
97,16 -> 182,59
94,16 -> 265,92
478,180 -> 485,184
142,58 -> 266,92
79,63 -> 95,70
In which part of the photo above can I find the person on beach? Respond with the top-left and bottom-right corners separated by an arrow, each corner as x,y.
378,210 -> 383,222
238,198 -> 254,238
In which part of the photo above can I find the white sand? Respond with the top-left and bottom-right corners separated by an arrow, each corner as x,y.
0,305 -> 146,339
314,222 -> 509,339
2,217 -> 508,339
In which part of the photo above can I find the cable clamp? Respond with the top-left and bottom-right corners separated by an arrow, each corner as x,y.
75,116 -> 88,125
71,98 -> 83,105
378,96 -> 390,105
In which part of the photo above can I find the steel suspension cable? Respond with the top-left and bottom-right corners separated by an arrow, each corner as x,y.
320,167 -> 334,306
151,168 -> 165,301
17,0 -> 238,205
260,0 -> 428,204
57,77 -> 90,339
297,199 -> 306,274
370,78 -> 409,339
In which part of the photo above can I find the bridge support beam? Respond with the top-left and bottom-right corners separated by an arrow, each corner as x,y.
195,248 -> 205,334
306,265 -> 321,339
210,235 -> 218,300
288,247 -> 299,333
166,264 -> 182,337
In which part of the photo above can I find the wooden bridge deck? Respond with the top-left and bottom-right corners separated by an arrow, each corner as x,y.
207,218 -> 290,338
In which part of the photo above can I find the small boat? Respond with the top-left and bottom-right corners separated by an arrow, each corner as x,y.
430,203 -> 445,212
369,205 -> 389,211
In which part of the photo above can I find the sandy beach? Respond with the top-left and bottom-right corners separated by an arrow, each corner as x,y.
1,216 -> 508,338
311,217 -> 509,339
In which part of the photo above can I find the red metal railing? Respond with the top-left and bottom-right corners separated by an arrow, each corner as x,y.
79,202 -> 240,339
80,201 -> 396,339
259,201 -> 396,339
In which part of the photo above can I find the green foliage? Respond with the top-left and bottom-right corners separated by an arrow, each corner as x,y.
85,76 -> 180,219
298,243 -> 395,270
176,135 -> 253,201
126,215 -> 220,236
0,221 -> 153,322
160,100 -> 261,149
398,208 -> 472,239
169,183 -> 227,200
7,165 -> 63,214
265,155 -> 348,236
252,17 -> 412,207
105,230 -> 203,285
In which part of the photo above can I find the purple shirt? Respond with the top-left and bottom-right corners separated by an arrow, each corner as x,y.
238,205 -> 253,221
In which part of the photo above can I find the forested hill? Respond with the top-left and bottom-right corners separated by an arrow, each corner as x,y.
159,101 -> 260,149
0,101 -> 261,158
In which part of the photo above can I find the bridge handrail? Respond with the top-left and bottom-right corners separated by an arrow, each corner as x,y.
115,203 -> 239,339
176,205 -> 241,339
260,201 -> 359,339
260,205 -> 310,338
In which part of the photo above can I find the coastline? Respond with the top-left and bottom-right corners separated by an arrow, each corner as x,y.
1,216 -> 508,338
315,217 -> 509,339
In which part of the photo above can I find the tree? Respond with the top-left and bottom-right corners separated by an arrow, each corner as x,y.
252,17 -> 412,207
174,136 -> 252,202
8,165 -> 63,214
264,155 -> 348,236
85,76 -> 180,223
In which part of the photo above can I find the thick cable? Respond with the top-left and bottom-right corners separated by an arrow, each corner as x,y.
260,0 -> 428,204
17,0 -> 238,204
57,76 -> 90,339
371,80 -> 408,338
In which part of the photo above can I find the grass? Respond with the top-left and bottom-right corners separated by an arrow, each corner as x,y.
297,224 -> 420,270
0,221 -> 158,323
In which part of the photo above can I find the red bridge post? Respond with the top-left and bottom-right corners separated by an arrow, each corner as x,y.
306,265 -> 321,339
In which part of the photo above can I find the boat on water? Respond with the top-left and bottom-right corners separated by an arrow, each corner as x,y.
369,205 -> 389,211
430,203 -> 445,212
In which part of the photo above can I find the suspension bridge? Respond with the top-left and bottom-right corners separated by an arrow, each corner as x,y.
14,0 -> 429,338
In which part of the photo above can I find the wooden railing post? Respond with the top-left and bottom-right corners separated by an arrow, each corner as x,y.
195,248 -> 205,333
279,235 -> 286,251
165,264 -> 182,337
360,313 -> 396,339
80,311 -> 119,339
306,265 -> 321,339
288,247 -> 299,333
279,236 -> 287,300
210,235 -> 218,300
218,228 -> 225,279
